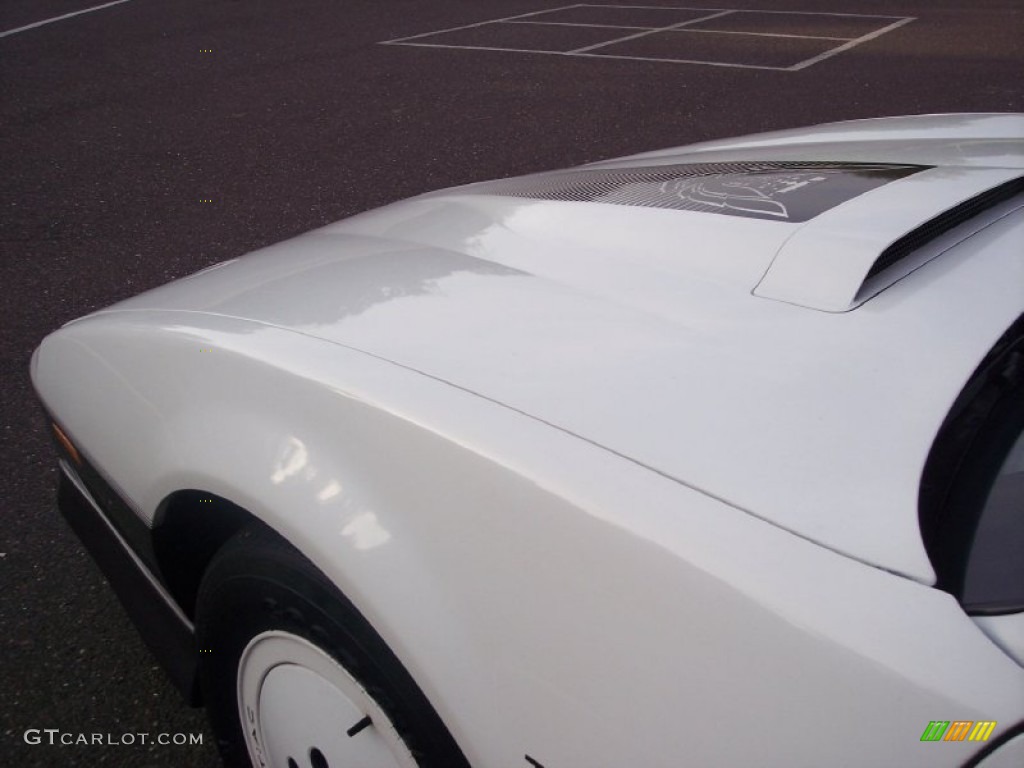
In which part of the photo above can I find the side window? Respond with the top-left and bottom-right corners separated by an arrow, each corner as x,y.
961,428 -> 1024,612
920,314 -> 1024,615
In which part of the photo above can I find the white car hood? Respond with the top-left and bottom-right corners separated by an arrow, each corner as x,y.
102,115 -> 1024,583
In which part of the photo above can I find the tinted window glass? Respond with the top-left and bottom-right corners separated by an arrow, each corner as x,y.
962,430 -> 1024,611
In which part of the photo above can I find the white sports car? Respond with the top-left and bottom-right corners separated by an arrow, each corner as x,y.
32,114 -> 1024,768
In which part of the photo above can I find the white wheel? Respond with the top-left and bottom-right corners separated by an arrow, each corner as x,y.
238,631 -> 419,768
196,524 -> 470,768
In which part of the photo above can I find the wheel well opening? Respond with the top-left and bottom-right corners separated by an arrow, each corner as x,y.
152,490 -> 255,620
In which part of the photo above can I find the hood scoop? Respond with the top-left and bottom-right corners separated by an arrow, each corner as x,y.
865,175 -> 1024,280
754,168 -> 1024,312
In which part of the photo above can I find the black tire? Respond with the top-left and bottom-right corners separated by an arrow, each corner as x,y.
195,522 -> 470,768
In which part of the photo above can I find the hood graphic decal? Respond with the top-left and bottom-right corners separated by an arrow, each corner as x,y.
474,161 -> 927,223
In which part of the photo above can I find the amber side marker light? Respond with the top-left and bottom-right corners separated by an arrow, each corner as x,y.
52,422 -> 82,466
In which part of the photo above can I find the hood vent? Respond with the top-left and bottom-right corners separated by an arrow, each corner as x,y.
753,166 -> 1024,312
866,175 -> 1024,280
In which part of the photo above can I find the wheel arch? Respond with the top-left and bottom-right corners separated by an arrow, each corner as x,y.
151,489 -> 257,620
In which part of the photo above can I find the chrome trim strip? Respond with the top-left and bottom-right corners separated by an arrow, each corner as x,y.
59,458 -> 194,632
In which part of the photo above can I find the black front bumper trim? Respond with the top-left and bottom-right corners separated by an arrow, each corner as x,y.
57,460 -> 200,705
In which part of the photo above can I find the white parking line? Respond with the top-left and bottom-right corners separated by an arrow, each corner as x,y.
0,0 -> 135,39
380,41 -> 793,70
380,4 -> 916,71
508,20 -> 655,31
508,20 -> 853,42
591,4 -> 906,19
787,16 -> 915,71
669,28 -> 852,41
569,9 -> 734,54
574,50 -> 788,69
379,4 -> 591,44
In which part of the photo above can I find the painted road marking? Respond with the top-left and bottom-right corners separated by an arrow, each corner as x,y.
568,9 -> 733,54
509,21 -> 853,41
0,0 -> 136,39
377,4 -> 589,44
787,17 -> 916,71
380,4 -> 915,71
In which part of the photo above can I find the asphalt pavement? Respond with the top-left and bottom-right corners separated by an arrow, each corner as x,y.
2,1 -> 1022,766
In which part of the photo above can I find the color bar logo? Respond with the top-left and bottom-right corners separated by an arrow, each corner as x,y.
920,721 -> 997,742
